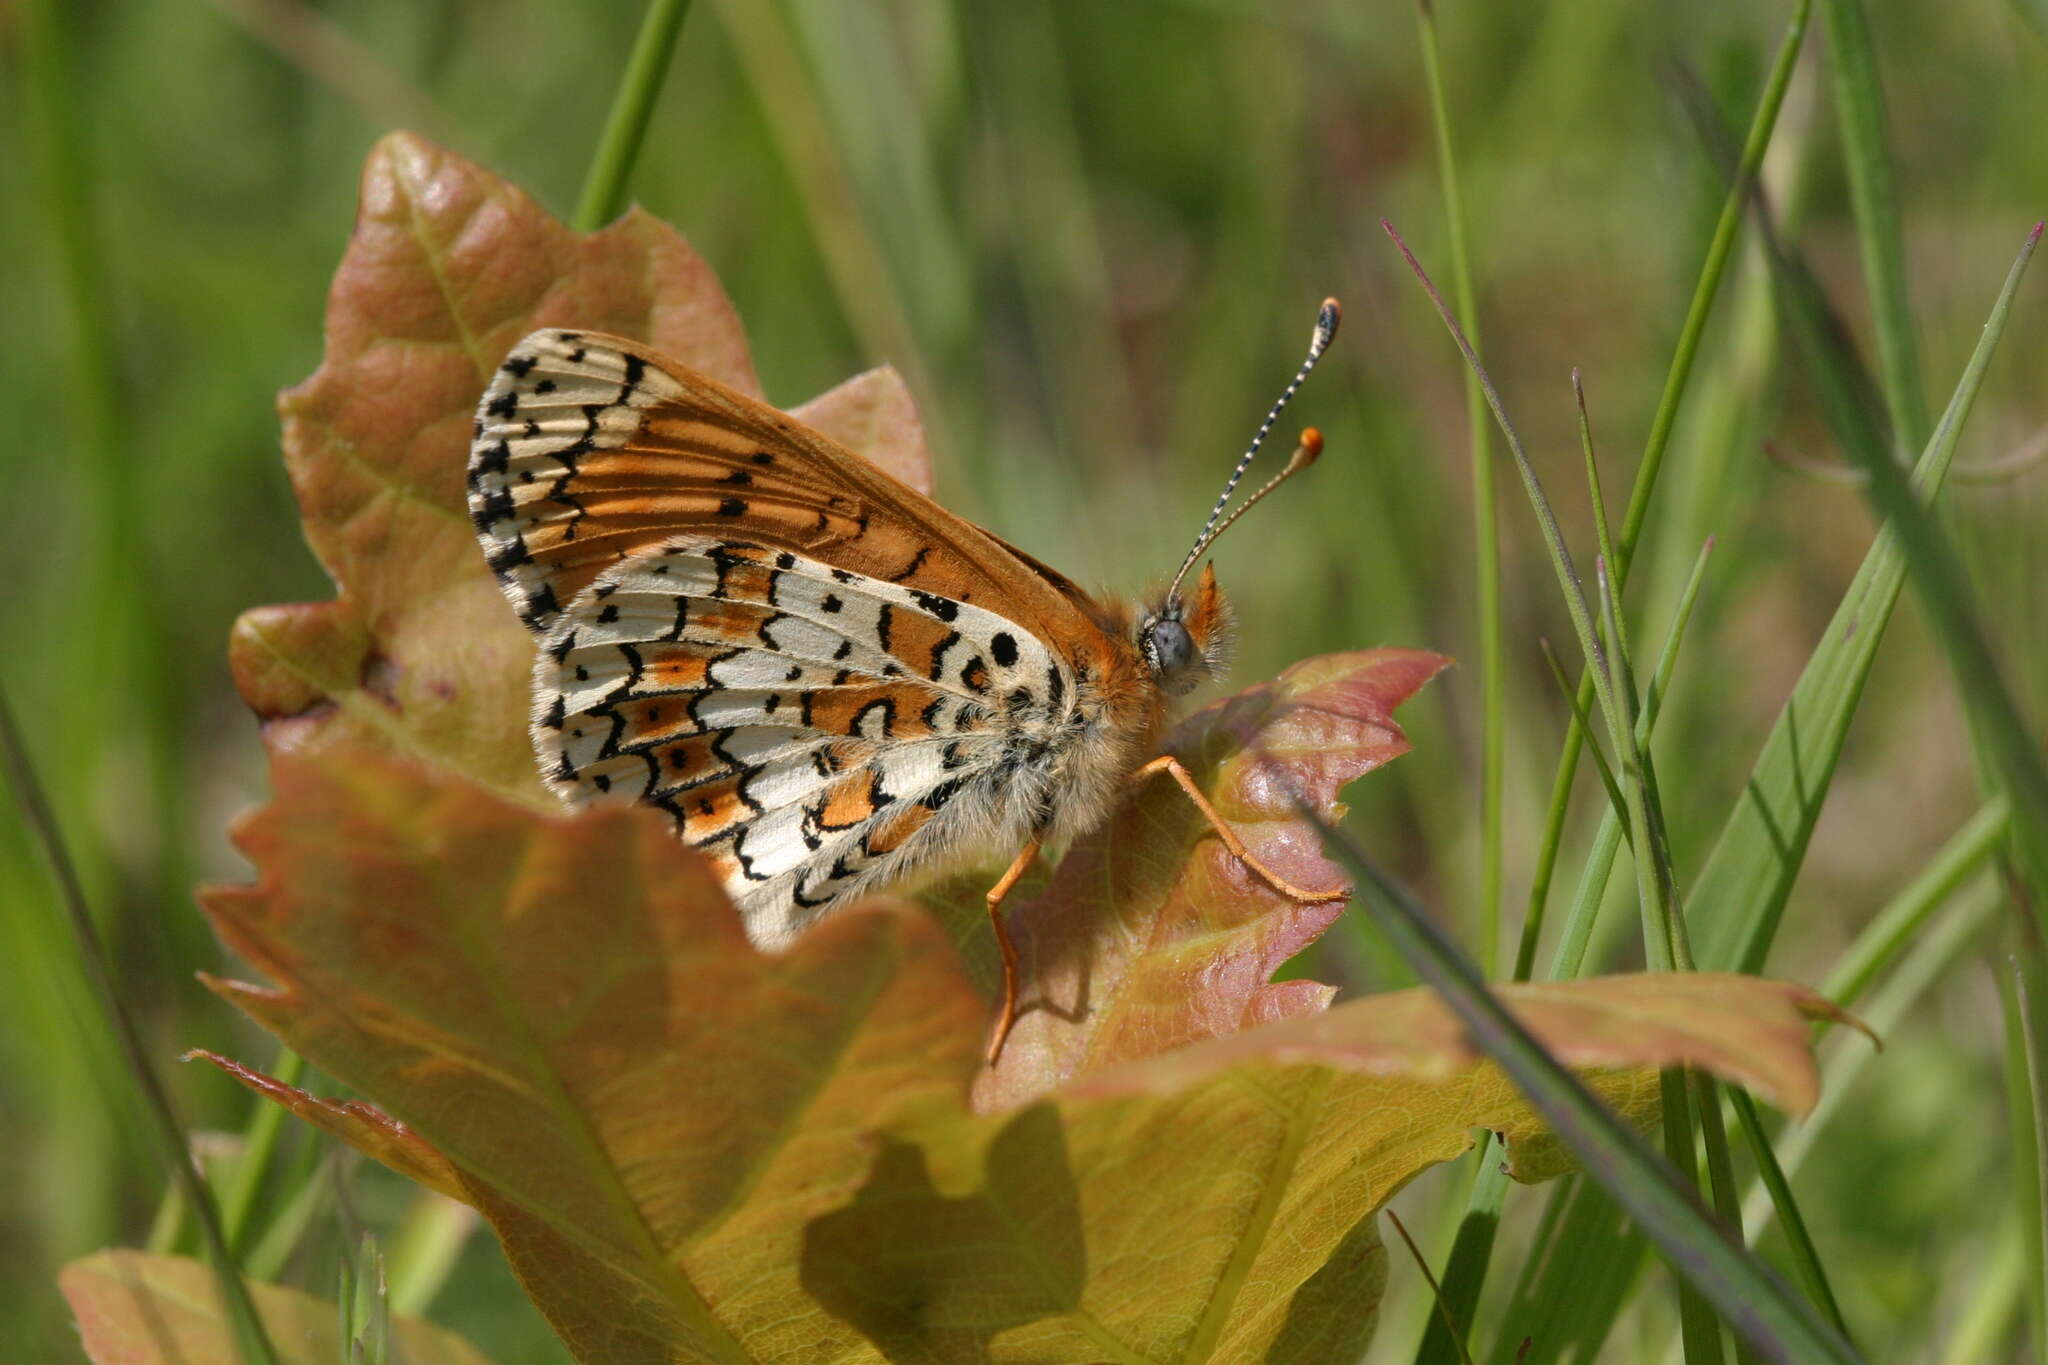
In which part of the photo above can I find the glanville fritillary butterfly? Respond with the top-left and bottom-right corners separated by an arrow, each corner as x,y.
468,300 -> 1344,1061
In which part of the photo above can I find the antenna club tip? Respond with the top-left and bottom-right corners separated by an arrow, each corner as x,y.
1296,427 -> 1325,465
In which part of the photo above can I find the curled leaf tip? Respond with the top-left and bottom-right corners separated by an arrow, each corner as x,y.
1797,991 -> 1882,1051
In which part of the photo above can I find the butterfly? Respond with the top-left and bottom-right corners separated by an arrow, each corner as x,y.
467,300 -> 1343,1061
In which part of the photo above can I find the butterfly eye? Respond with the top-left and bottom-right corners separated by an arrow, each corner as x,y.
1143,618 -> 1199,691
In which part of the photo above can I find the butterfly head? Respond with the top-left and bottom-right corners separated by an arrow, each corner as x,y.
1138,562 -> 1233,696
1146,298 -> 1340,697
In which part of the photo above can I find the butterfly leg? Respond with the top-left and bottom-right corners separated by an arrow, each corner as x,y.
1130,755 -> 1345,903
983,838 -> 1043,1066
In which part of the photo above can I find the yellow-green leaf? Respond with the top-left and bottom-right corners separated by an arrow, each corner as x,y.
202,748 -> 1832,1364
61,1250 -> 494,1365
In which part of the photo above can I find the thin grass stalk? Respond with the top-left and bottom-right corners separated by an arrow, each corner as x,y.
1830,226 -> 2048,907
220,1046 -> 305,1256
1415,0 -> 1503,979
385,1194 -> 479,1320
1517,0 -> 1812,971
714,0 -> 941,446
0,687 -> 279,1365
1728,1087 -> 1851,1340
1440,540 -> 1710,1365
1596,557 -> 1720,1364
1391,1207 -> 1478,1365
1547,541 -> 1713,980
1594,548 -> 1748,1365
19,0 -> 187,1251
1692,200 -> 2036,967
1818,0 -> 1929,451
1822,796 -> 2008,1006
573,0 -> 695,231
1309,817 -> 1861,1365
2014,950 -> 2048,1364
1539,640 -> 1627,835
242,1139 -> 334,1285
1391,219 -> 1745,1355
1693,1074 -> 1754,1365
1935,1214 -> 2026,1365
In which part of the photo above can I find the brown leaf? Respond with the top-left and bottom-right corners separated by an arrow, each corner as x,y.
182,1050 -> 466,1202
231,132 -> 934,793
61,1249 -> 494,1365
202,746 -> 1833,1364
202,748 -> 982,1364
1068,973 -> 1834,1116
969,648 -> 1451,1111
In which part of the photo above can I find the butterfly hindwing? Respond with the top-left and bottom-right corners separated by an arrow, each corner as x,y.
534,538 -> 1078,943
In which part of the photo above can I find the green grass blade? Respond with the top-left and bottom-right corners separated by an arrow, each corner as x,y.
1819,0 -> 1930,451
1695,224 -> 2045,970
1937,1214 -> 2026,1365
1729,1086 -> 1852,1341
1576,373 -> 1619,589
1535,538 -> 1716,981
1488,1176 -> 1644,1364
2004,951 -> 2048,1363
1420,1150 -> 1512,1365
1826,225 -> 2048,907
0,687 -> 280,1365
1517,0 -> 1812,979
219,1046 -> 305,1256
1310,818 -> 1863,1365
1669,58 -> 1894,478
1392,1206 -> 1479,1365
1447,541 -> 1708,1360
1743,875 -> 1999,1234
1821,796 -> 2008,1007
572,0 -> 695,230
384,1193 -> 478,1320
1539,638 -> 1629,839
1415,0 -> 1503,981
713,0 -> 945,460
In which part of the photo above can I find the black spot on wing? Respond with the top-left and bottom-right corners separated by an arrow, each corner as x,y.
912,591 -> 959,622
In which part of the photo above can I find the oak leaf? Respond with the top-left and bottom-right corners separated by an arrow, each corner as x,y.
229,131 -> 931,796
200,749 -> 1830,1365
61,1249 -> 495,1365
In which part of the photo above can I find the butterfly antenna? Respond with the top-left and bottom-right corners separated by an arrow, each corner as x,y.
1167,297 -> 1341,602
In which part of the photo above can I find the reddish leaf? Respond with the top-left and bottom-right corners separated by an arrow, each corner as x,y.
968,648 -> 1451,1110
789,364 -> 935,496
230,132 -> 933,794
61,1249 -> 493,1365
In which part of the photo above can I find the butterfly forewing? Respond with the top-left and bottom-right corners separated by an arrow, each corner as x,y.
468,329 -> 1092,638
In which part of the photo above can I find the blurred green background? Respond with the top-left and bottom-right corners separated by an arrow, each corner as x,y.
4,1 -> 2046,1360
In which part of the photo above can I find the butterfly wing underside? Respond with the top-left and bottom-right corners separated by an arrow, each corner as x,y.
467,330 -> 1126,943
